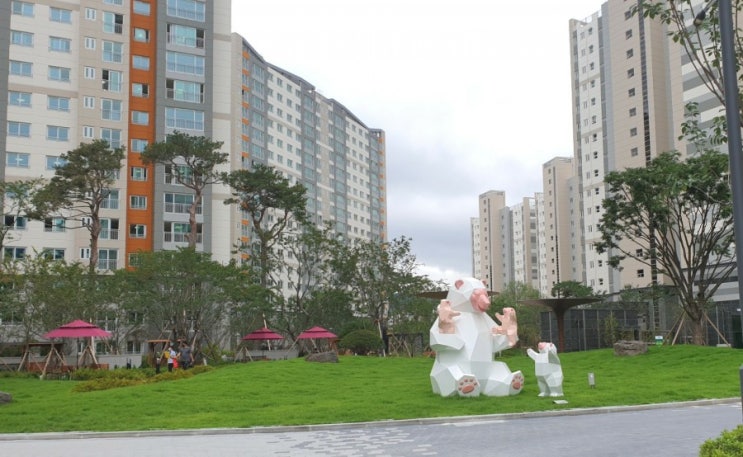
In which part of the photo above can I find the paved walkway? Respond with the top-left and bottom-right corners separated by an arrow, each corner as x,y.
1,399 -> 741,456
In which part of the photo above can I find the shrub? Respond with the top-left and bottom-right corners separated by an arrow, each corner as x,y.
72,377 -> 143,392
700,425 -> 743,456
339,329 -> 383,355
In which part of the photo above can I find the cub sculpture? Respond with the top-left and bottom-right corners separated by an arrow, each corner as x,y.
527,342 -> 564,397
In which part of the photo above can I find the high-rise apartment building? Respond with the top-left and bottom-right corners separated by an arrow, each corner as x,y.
477,190 -> 507,292
1,0 -> 386,285
541,157 -> 579,295
569,0 -> 682,295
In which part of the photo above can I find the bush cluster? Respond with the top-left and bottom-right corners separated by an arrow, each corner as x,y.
338,330 -> 383,355
700,425 -> 743,456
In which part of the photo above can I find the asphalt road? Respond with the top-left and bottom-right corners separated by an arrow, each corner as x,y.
1,399 -> 741,456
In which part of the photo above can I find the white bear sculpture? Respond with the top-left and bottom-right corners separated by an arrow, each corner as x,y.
527,342 -> 564,397
429,277 -> 524,397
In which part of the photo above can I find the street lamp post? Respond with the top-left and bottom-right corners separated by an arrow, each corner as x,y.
696,0 -> 743,421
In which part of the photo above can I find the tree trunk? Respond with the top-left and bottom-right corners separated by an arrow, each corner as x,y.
689,317 -> 706,346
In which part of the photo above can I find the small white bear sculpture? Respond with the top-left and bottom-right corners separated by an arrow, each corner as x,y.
429,277 -> 524,397
527,342 -> 564,397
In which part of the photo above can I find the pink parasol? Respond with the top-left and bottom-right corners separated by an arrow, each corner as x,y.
242,327 -> 284,341
297,326 -> 337,340
43,319 -> 112,339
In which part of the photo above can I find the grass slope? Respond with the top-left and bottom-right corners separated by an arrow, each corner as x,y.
0,345 -> 740,433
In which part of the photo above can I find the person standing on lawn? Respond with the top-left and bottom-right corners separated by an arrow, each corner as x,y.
167,345 -> 177,372
179,342 -> 193,369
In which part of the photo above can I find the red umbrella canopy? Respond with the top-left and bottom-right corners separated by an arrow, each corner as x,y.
297,326 -> 337,339
242,327 -> 284,341
43,319 -> 112,339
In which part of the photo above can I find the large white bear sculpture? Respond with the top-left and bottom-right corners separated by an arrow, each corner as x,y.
429,277 -> 524,397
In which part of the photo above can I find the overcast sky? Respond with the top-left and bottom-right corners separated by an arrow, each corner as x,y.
231,0 -> 604,285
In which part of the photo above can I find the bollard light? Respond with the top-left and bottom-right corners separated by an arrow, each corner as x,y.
588,372 -> 596,388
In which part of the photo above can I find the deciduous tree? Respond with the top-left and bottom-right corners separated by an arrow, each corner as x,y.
597,143 -> 734,344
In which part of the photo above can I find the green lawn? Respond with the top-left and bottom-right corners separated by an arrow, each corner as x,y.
0,345 -> 740,433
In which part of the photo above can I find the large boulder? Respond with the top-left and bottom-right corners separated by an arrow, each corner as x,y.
614,340 -> 648,356
0,391 -> 12,405
305,351 -> 339,363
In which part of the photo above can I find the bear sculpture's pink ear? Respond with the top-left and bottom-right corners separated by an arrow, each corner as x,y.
455,279 -> 464,289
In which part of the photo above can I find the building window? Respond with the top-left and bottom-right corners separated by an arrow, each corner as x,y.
47,125 -> 70,141
129,224 -> 146,239
165,107 -> 204,131
628,88 -> 636,97
630,127 -> 638,137
131,167 -> 148,181
10,60 -> 33,77
101,128 -> 122,148
130,195 -> 147,209
103,0 -> 124,5
101,190 -> 119,209
84,67 -> 96,79
4,247 -> 26,260
42,248 -> 66,260
166,51 -> 205,76
131,111 -> 149,125
167,24 -> 205,48
133,28 -> 150,42
102,69 -> 123,92
9,91 -> 32,107
626,49 -> 634,58
102,41 -> 123,63
48,66 -> 71,82
131,139 -> 148,152
100,218 -> 119,240
49,36 -> 71,52
46,156 -> 66,170
85,8 -> 96,20
11,30 -> 33,47
101,98 -> 123,121
166,0 -> 205,21
627,68 -> 635,78
83,126 -> 94,138
629,107 -> 637,117
84,96 -> 95,109
103,12 -> 124,34
4,215 -> 27,230
12,1 -> 34,16
44,217 -> 66,232
48,96 -> 70,111
166,79 -> 204,103
98,249 -> 118,271
133,1 -> 151,15
8,122 -> 31,138
50,7 -> 72,23
626,29 -> 633,39
132,55 -> 150,70
631,147 -> 639,157
637,269 -> 645,278
132,83 -> 150,97
85,37 -> 96,50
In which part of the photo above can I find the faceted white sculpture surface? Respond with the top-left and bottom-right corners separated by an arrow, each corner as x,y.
527,342 -> 564,397
429,277 -> 524,397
